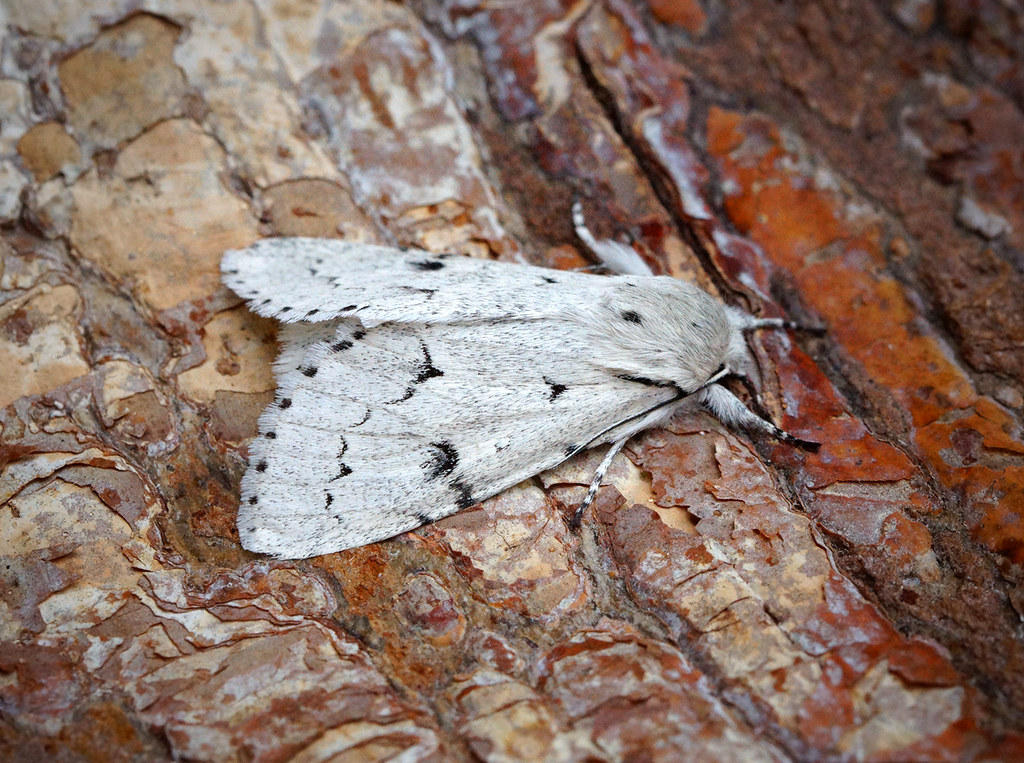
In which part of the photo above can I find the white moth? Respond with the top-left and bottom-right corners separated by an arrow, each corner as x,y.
221,205 -> 818,559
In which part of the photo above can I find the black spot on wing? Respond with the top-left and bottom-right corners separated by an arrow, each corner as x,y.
412,259 -> 445,271
423,441 -> 459,480
279,397 -> 293,409
450,477 -> 475,510
330,436 -> 352,481
325,493 -> 334,509
248,495 -> 258,505
414,511 -> 432,525
305,308 -> 319,317
301,366 -> 318,377
414,341 -> 444,384
564,444 -> 582,458
541,276 -> 558,284
386,340 -> 444,405
330,327 -> 365,353
255,460 -> 267,473
621,310 -> 643,324
543,376 -> 568,401
264,430 -> 276,439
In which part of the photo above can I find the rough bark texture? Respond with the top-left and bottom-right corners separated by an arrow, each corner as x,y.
2,1 -> 1023,760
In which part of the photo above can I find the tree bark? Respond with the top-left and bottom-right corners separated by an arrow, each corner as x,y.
2,1 -> 1023,759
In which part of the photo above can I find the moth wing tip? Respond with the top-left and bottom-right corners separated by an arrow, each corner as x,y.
221,248 -> 265,290
220,245 -> 249,267
238,522 -> 296,557
239,532 -> 315,560
238,518 -> 355,559
220,251 -> 240,278
221,238 -> 283,275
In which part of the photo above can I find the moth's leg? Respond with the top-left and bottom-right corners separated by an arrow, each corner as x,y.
699,383 -> 820,451
570,435 -> 631,529
571,200 -> 654,277
731,373 -> 775,424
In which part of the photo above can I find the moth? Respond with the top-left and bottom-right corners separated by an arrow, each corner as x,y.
222,205 -> 818,559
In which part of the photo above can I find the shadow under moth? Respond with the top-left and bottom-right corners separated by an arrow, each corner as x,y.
222,205 -> 819,559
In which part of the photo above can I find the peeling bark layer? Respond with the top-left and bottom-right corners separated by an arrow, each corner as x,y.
2,1 -> 1023,759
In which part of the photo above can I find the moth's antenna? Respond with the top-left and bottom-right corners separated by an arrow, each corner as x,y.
726,307 -> 826,335
746,317 -> 826,335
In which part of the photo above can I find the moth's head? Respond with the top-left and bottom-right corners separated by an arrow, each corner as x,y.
592,278 -> 733,391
